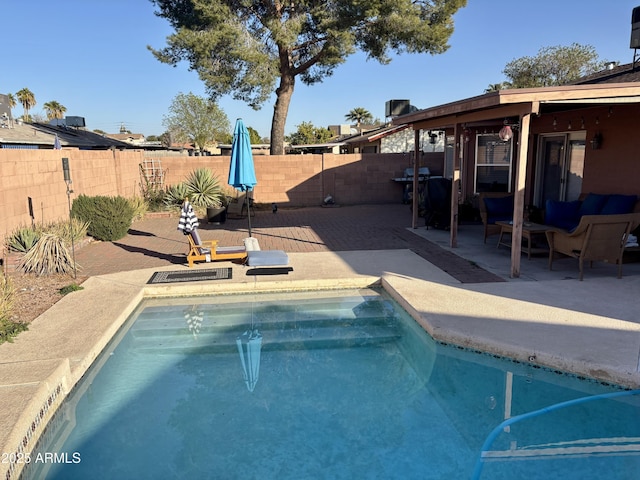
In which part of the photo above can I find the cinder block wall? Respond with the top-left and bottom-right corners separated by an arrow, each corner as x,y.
1,149 -> 425,238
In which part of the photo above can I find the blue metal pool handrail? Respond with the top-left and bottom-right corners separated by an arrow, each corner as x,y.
472,389 -> 640,480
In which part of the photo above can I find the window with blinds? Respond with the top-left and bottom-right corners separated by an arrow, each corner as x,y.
475,134 -> 512,193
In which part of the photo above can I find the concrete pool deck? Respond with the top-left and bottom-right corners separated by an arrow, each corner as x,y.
1,204 -> 640,478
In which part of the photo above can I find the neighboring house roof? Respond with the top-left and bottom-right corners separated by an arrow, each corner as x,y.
0,122 -> 134,150
217,143 -> 271,155
288,142 -> 346,149
286,124 -> 411,152
348,124 -> 410,143
106,133 -> 146,143
572,62 -> 640,85
319,124 -> 409,146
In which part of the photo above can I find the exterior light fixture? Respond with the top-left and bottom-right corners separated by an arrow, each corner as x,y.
590,132 -> 602,150
498,125 -> 513,141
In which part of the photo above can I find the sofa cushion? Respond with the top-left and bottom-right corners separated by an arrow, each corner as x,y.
545,199 -> 581,230
579,193 -> 608,216
600,194 -> 638,215
483,195 -> 513,224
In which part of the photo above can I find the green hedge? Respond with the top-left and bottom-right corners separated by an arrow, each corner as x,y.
71,195 -> 134,241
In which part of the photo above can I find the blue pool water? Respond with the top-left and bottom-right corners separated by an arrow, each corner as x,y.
27,289 -> 640,479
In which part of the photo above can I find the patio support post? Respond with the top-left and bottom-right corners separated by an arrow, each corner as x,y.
412,128 -> 420,229
510,111 -> 532,278
450,123 -> 462,248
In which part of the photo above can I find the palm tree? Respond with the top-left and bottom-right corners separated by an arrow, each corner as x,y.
3,93 -> 17,127
484,82 -> 511,93
43,101 -> 67,120
7,93 -> 16,112
345,107 -> 373,133
16,88 -> 36,122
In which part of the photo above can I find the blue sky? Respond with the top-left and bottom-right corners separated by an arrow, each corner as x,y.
3,1 -> 639,139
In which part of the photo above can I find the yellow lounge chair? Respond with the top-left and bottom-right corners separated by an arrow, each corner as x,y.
186,228 -> 247,267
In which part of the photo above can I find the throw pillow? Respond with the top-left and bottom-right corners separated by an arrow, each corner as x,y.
578,193 -> 608,216
600,194 -> 638,215
545,200 -> 581,230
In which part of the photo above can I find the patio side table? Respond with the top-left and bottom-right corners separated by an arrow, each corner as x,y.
496,221 -> 551,260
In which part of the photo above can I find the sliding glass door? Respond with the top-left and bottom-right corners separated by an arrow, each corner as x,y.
535,133 -> 585,207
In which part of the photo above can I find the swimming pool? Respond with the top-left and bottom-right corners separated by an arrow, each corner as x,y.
26,289 -> 640,479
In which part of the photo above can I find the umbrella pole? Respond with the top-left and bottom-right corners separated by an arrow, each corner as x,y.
247,192 -> 252,237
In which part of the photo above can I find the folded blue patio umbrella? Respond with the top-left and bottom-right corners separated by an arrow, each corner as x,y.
228,118 -> 257,236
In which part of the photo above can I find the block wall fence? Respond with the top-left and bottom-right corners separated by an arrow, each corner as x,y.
0,149 -> 442,237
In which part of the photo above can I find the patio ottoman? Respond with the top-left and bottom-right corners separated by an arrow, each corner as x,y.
247,250 -> 289,266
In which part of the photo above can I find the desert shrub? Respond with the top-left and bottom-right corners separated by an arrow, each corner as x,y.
141,186 -> 167,212
6,226 -> 39,253
43,217 -> 90,245
139,162 -> 167,211
59,283 -> 84,296
0,273 -> 29,343
0,317 -> 28,344
71,195 -> 134,241
128,196 -> 149,221
0,275 -> 14,320
19,233 -> 76,275
6,219 -> 90,256
0,276 -> 27,343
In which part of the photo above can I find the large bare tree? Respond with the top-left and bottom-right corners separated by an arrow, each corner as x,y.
149,0 -> 467,154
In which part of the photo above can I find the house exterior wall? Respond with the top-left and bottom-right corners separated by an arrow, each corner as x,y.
380,129 -> 445,154
529,104 -> 640,197
454,104 -> 640,207
0,150 -> 412,237
381,129 -> 414,153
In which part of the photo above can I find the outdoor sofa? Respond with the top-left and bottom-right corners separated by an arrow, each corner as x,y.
543,193 -> 639,232
545,212 -> 640,280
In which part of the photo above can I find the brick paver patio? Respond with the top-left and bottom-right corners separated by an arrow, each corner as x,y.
74,204 -> 503,283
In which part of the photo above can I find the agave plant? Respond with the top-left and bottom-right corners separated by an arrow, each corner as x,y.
44,218 -> 91,245
19,233 -> 77,275
183,168 -> 223,209
6,226 -> 39,253
164,183 -> 192,208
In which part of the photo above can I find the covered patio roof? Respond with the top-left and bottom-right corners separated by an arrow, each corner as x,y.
394,83 -> 640,130
392,83 -> 640,278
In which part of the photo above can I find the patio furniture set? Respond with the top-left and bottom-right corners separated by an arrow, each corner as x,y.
481,192 -> 640,280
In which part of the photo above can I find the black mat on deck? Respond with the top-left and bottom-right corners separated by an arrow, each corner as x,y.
246,267 -> 293,276
148,268 -> 232,284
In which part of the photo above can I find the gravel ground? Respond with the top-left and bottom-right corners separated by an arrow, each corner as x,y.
7,272 -> 88,324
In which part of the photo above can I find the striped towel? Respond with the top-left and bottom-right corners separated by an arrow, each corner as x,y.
178,200 -> 199,234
